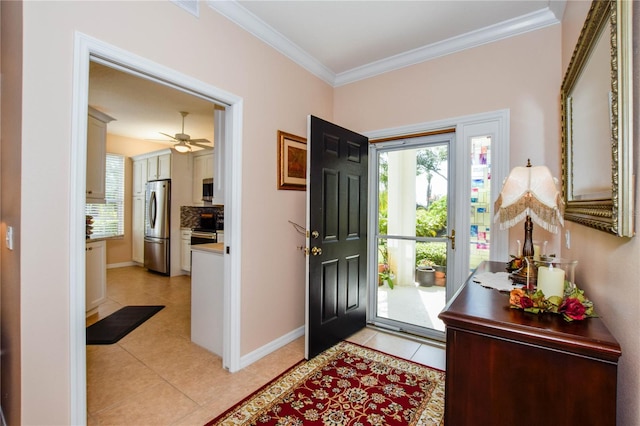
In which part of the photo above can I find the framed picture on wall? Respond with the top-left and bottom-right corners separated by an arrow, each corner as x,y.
277,130 -> 307,190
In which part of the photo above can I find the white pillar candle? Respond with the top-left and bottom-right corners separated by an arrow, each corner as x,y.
537,265 -> 565,298
533,245 -> 541,260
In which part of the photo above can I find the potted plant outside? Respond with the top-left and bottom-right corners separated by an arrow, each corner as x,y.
378,264 -> 395,289
416,259 -> 436,287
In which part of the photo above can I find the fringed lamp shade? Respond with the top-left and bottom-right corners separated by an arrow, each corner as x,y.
494,164 -> 565,234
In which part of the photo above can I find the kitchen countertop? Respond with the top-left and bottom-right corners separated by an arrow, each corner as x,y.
191,243 -> 224,254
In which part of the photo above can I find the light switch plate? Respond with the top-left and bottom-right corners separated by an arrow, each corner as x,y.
6,226 -> 13,250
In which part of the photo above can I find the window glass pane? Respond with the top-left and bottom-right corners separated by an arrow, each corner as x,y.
376,141 -> 449,334
469,136 -> 491,270
86,153 -> 125,238
380,146 -> 448,238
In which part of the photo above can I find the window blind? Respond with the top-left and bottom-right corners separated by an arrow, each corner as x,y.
86,153 -> 125,238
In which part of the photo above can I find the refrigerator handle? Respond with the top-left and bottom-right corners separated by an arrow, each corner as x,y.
149,191 -> 157,229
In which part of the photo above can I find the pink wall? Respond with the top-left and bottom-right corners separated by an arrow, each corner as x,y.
560,2 -> 640,425
8,1 -> 638,424
334,26 -> 562,175
1,1 -> 24,423
17,2 -> 332,423
336,7 -> 640,423
334,26 -> 563,253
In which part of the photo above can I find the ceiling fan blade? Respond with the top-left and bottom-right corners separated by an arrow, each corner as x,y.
159,132 -> 178,141
191,142 -> 213,150
189,138 -> 211,144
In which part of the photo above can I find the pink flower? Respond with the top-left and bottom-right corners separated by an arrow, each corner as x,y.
560,297 -> 586,320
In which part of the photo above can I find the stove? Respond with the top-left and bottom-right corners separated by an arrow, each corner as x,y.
191,228 -> 217,245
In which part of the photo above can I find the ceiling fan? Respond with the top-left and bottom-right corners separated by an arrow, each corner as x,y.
160,111 -> 212,153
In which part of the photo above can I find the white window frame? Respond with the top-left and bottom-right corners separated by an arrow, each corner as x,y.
366,109 -> 510,305
86,153 -> 125,238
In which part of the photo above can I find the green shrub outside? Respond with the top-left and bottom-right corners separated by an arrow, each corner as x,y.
416,242 -> 447,267
415,195 -> 447,268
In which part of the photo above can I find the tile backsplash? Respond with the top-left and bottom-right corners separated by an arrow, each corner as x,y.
180,205 -> 224,229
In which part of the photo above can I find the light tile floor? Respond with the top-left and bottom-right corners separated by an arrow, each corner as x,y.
86,265 -> 445,425
377,283 -> 447,331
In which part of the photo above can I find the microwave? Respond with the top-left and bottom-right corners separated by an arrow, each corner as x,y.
202,178 -> 213,202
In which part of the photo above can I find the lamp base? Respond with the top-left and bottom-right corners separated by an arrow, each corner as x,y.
510,260 -> 537,291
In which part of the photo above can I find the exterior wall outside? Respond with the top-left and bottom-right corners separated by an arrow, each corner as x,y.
18,2 -> 331,423
559,2 -> 640,425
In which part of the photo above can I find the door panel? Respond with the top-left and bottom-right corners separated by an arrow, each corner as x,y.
306,116 -> 368,359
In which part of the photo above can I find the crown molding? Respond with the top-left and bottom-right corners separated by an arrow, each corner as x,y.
334,8 -> 560,86
171,0 -> 200,17
207,0 -> 335,85
207,1 -> 561,88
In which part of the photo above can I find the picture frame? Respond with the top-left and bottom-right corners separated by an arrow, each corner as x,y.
277,130 -> 307,190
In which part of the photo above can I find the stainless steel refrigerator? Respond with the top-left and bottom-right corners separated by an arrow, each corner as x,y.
144,179 -> 171,275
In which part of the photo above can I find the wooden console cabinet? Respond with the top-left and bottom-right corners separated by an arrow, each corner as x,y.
439,261 -> 621,426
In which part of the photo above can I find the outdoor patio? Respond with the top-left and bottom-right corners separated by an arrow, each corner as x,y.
377,282 -> 446,332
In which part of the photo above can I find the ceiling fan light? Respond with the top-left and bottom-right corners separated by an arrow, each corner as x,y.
174,142 -> 191,153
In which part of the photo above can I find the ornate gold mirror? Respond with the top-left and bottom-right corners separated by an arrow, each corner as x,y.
561,0 -> 634,237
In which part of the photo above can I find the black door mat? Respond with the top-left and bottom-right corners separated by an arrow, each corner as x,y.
86,305 -> 165,345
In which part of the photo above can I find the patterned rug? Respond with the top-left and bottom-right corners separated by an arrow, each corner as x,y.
205,341 -> 445,425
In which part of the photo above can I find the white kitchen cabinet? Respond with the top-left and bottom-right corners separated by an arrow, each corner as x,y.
147,152 -> 171,181
86,107 -> 115,203
180,229 -> 192,272
132,196 -> 145,263
191,248 -> 223,356
132,159 -> 147,197
157,153 -> 171,179
192,153 -> 214,204
86,240 -> 107,314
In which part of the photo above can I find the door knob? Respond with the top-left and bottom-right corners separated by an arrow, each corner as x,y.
311,246 -> 322,256
447,229 -> 456,250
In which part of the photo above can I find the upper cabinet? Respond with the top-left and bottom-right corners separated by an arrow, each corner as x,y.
86,107 -> 115,203
132,149 -> 173,191
192,152 -> 214,204
148,152 -> 171,181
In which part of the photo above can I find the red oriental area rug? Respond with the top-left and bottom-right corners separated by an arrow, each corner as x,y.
205,341 -> 445,425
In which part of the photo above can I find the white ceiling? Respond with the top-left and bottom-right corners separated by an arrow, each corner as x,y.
90,0 -> 565,145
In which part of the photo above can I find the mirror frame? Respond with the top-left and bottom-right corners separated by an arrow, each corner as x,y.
561,0 -> 634,237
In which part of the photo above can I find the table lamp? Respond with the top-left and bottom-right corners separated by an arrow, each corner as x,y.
494,159 -> 564,259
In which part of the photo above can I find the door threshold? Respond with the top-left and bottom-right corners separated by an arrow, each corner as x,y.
365,324 -> 446,350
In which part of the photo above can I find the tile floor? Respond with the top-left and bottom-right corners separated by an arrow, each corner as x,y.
86,265 -> 446,425
377,283 -> 447,331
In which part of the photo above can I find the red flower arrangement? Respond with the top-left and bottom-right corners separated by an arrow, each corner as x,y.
509,284 -> 596,322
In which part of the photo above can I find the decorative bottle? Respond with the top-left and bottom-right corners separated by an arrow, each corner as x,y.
522,216 -> 534,258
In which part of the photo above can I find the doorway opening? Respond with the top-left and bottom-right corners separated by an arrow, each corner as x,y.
365,110 -> 510,342
371,133 -> 453,340
71,33 -> 243,424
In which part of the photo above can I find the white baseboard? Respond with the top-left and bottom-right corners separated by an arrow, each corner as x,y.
106,261 -> 139,269
239,326 -> 305,369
